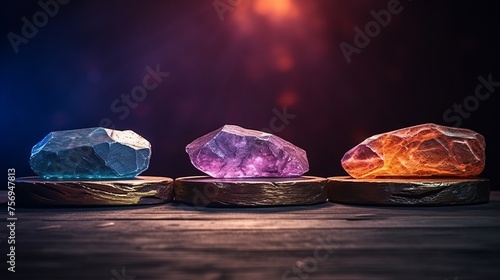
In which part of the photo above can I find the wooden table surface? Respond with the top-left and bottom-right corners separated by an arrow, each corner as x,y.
2,192 -> 500,280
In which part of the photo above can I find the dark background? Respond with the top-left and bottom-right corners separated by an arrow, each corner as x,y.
1,0 -> 498,188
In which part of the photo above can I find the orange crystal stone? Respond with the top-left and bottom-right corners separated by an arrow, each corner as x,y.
341,123 -> 486,178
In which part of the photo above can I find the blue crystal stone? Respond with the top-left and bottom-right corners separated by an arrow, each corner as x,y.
29,127 -> 151,179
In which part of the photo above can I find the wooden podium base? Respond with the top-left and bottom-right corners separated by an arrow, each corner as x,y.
15,176 -> 174,206
327,176 -> 490,206
174,176 -> 327,207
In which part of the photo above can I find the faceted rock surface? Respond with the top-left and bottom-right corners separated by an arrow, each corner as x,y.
186,125 -> 309,178
341,123 -> 486,178
30,127 -> 151,179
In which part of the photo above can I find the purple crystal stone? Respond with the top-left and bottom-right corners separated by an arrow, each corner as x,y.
185,125 -> 309,178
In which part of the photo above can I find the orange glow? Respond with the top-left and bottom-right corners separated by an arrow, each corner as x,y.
230,0 -> 327,87
341,124 -> 486,178
232,0 -> 301,33
278,91 -> 299,107
253,0 -> 298,19
272,45 -> 294,71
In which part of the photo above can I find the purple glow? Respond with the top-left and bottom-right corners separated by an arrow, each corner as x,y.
186,125 -> 309,178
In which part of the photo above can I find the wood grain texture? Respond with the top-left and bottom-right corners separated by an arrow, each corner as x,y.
327,176 -> 490,206
1,192 -> 499,280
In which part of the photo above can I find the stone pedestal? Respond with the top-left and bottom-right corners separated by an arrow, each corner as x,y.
16,176 -> 174,206
327,176 -> 490,206
174,176 -> 327,207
